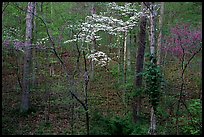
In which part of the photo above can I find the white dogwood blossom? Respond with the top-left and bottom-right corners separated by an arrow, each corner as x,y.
64,2 -> 142,44
87,51 -> 111,67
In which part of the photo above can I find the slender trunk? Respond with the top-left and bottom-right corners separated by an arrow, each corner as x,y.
123,31 -> 128,84
134,30 -> 137,45
127,35 -> 131,70
21,2 -> 35,113
90,38 -> 96,80
157,2 -> 164,65
176,62 -> 184,135
45,59 -> 50,123
83,51 -> 89,135
117,36 -> 121,84
149,106 -> 156,135
71,94 -> 74,135
133,2 -> 147,123
51,2 -> 53,25
130,30 -> 132,46
149,2 -> 157,135
32,2 -> 37,87
150,4 -> 156,60
122,31 -> 128,108
76,39 -> 81,73
90,3 -> 96,80
45,84 -> 49,123
200,60 -> 202,101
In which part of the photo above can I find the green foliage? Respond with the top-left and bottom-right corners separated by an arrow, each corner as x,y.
109,64 -> 119,78
131,123 -> 149,135
180,99 -> 202,135
143,58 -> 163,111
164,2 -> 202,32
90,111 -> 111,135
90,111 -> 149,135
36,121 -> 52,135
107,115 -> 133,135
126,88 -> 145,102
2,2 -> 202,135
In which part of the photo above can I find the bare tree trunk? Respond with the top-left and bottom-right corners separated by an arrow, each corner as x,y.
45,58 -> 51,124
200,60 -> 202,101
83,51 -> 89,135
90,38 -> 96,80
90,3 -> 96,80
149,3 -> 156,60
32,2 -> 37,87
21,2 -> 35,113
127,34 -> 131,71
149,2 -> 157,135
134,29 -> 137,45
117,36 -> 121,84
129,30 -> 132,47
149,106 -> 156,135
132,2 -> 147,123
157,2 -> 164,65
123,31 -> 128,84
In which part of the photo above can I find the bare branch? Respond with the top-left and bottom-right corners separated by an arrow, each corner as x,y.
11,2 -> 87,111
2,2 -> 10,13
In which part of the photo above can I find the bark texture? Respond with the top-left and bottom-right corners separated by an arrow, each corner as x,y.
149,2 -> 157,135
123,31 -> 128,84
133,2 -> 147,123
157,2 -> 164,65
21,2 -> 35,112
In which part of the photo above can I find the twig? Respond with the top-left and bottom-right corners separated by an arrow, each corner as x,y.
11,2 -> 88,112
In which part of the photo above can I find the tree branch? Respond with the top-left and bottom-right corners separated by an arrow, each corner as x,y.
11,2 -> 87,111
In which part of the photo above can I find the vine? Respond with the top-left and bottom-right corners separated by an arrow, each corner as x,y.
143,56 -> 163,111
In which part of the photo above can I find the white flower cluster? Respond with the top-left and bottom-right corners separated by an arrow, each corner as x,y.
64,2 -> 142,44
36,37 -> 49,45
87,51 -> 111,67
3,27 -> 22,40
107,2 -> 140,17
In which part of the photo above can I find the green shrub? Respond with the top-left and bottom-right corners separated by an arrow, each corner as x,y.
109,64 -> 119,78
90,111 -> 149,135
181,99 -> 202,135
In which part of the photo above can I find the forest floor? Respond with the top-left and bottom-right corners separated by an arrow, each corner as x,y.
2,49 -> 202,135
2,51 -> 127,135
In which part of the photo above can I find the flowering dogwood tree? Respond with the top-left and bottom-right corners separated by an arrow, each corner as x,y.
64,2 -> 143,69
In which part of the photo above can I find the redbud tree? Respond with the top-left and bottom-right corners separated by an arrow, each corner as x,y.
163,23 -> 202,62
162,23 -> 202,134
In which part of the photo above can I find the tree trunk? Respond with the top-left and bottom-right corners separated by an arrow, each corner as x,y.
149,2 -> 157,135
150,3 -> 156,60
132,2 -> 147,123
32,2 -> 37,88
127,34 -> 131,71
149,106 -> 156,135
90,38 -> 96,80
83,51 -> 89,135
21,2 -> 35,113
90,3 -> 96,80
123,31 -> 128,84
117,35 -> 121,84
157,2 -> 164,65
200,60 -> 202,101
45,57 -> 51,124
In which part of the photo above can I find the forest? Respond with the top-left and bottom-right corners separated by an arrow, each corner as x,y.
2,2 -> 202,135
